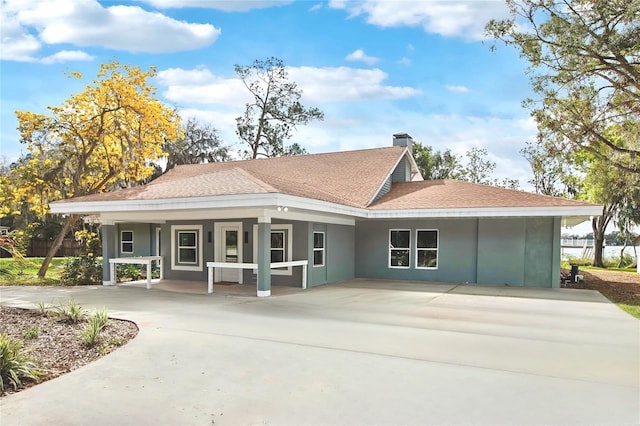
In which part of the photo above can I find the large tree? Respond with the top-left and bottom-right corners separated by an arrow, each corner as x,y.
164,117 -> 230,171
235,57 -> 324,159
486,0 -> 640,175
2,61 -> 181,276
520,140 -> 580,197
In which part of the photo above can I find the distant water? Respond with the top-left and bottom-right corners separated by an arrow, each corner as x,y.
561,246 -> 638,262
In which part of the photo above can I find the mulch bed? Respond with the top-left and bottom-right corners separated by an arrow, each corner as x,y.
0,306 -> 138,396
561,268 -> 640,305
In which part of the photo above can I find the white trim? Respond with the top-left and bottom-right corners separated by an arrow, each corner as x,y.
120,230 -> 134,254
253,224 -> 293,275
51,189 -> 602,224
257,290 -> 271,297
214,222 -> 243,284
313,231 -> 325,268
415,229 -> 439,270
171,225 -> 203,271
389,229 -> 411,269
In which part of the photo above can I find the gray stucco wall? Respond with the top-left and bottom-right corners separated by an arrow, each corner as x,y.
115,223 -> 153,257
309,223 -> 355,287
356,219 -> 478,283
161,220 -> 213,282
355,217 -> 560,287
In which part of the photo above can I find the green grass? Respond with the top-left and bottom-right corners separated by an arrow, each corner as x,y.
580,265 -> 637,273
619,304 -> 640,319
0,258 -> 66,286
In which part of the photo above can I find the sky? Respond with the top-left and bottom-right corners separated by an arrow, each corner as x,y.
0,0 -> 539,180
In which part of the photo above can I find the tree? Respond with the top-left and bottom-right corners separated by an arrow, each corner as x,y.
412,142 -> 464,180
486,0 -> 640,175
576,139 -> 640,267
461,147 -> 496,184
4,61 -> 181,276
235,57 -> 324,159
164,117 -> 230,171
520,140 -> 579,197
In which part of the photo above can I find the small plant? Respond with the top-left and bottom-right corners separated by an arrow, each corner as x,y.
80,310 -> 109,347
93,308 -> 109,330
0,334 -> 43,393
54,300 -> 88,324
22,326 -> 39,340
34,301 -> 52,316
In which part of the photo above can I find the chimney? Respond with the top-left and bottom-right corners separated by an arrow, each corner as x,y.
393,133 -> 413,153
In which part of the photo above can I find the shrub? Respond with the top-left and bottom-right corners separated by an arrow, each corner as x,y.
61,256 -> 102,285
54,300 -> 88,324
0,334 -> 43,393
116,264 -> 143,282
22,326 -> 39,340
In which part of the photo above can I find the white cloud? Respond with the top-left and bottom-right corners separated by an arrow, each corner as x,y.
140,0 -> 293,11
398,57 -> 411,65
345,48 -> 380,65
39,50 -> 95,64
446,85 -> 470,93
309,3 -> 323,12
289,66 -> 421,102
329,0 -> 510,40
1,0 -> 220,61
157,65 -> 422,105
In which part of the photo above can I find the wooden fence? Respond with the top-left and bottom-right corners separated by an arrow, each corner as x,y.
28,239 -> 84,257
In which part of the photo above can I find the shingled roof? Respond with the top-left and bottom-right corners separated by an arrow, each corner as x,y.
57,146 -> 409,208
369,180 -> 596,210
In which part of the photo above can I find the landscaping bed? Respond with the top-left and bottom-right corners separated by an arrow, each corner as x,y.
0,305 -> 138,396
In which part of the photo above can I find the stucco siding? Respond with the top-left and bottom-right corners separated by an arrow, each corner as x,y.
524,217 -> 554,287
326,223 -> 356,284
116,223 -> 152,257
477,218 -> 526,285
355,219 -> 478,283
162,220 -> 212,282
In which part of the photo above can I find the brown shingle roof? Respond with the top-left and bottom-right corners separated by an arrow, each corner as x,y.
369,180 -> 596,210
59,146 -> 407,207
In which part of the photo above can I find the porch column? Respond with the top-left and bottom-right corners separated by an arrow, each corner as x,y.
101,224 -> 117,285
256,217 -> 271,297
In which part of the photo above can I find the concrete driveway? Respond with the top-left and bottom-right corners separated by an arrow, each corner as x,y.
1,280 -> 638,425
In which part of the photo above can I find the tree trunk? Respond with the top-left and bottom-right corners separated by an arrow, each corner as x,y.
617,240 -> 628,268
37,214 -> 80,277
592,216 -> 606,268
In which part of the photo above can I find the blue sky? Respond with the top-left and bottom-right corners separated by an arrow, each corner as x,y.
1,0 -> 537,185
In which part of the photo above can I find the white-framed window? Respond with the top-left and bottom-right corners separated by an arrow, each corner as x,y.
389,229 -> 410,268
416,229 -> 439,269
313,231 -> 325,267
253,224 -> 293,275
120,230 -> 134,254
171,225 -> 203,271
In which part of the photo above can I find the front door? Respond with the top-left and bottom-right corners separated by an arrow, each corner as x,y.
215,222 -> 243,283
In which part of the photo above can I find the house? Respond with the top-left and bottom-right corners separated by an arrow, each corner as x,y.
50,134 -> 602,296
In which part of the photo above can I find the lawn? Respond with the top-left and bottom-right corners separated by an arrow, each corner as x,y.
0,257 -> 66,285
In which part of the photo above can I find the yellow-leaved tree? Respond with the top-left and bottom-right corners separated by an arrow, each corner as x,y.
4,61 -> 182,277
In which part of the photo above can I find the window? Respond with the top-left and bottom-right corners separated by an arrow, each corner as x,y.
416,230 -> 438,269
171,225 -> 203,271
253,224 -> 293,275
121,231 -> 133,254
389,230 -> 410,268
178,231 -> 197,264
313,232 -> 325,267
